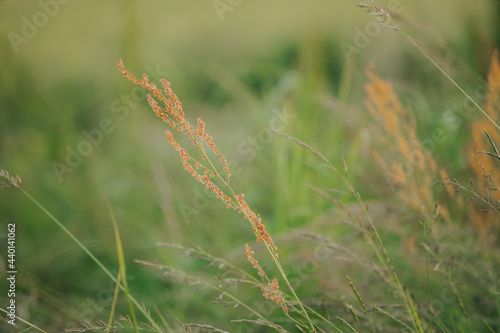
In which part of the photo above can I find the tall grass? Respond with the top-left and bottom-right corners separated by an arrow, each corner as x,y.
117,59 -> 317,332
2,2 -> 500,332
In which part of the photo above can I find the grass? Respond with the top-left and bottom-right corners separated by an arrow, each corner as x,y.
1,1 -> 500,332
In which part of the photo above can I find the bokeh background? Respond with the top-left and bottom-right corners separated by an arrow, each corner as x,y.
0,0 -> 499,331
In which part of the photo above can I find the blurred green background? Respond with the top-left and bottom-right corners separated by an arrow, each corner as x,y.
0,0 -> 499,331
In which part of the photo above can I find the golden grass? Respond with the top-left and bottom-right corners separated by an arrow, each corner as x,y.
365,63 -> 438,219
466,50 -> 500,238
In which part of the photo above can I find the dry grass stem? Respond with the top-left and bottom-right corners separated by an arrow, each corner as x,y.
118,59 -> 320,331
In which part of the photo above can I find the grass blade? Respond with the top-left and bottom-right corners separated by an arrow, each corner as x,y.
106,199 -> 139,333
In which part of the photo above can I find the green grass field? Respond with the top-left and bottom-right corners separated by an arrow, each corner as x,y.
1,1 -> 500,332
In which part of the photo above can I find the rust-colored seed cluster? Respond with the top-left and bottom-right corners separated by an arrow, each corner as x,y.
118,59 -> 233,208
245,243 -> 287,315
245,243 -> 266,277
262,278 -> 284,304
118,59 -> 284,309
238,194 -> 278,258
262,278 -> 288,315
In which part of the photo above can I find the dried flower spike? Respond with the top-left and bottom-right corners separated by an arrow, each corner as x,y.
357,0 -> 400,31
0,169 -> 22,189
117,59 -> 235,211
357,1 -> 391,23
118,59 -> 309,327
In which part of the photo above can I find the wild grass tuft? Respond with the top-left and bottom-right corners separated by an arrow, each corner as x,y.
0,169 -> 165,332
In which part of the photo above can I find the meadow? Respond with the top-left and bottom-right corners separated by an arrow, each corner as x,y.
0,0 -> 499,332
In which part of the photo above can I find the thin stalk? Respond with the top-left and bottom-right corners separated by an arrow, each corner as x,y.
17,188 -> 165,333
422,206 -> 440,333
425,228 -> 432,332
163,243 -> 262,285
106,272 -> 122,333
199,145 -> 316,332
0,307 -> 48,333
106,199 -> 139,333
302,304 -> 343,332
398,29 -> 500,132
137,260 -> 281,332
272,131 -> 423,332
208,283 -> 280,331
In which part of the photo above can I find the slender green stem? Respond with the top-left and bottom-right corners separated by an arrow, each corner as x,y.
17,188 -> 165,332
353,188 -> 423,332
422,212 -> 436,332
200,146 -> 316,332
209,284 -> 280,331
182,244 -> 340,330
425,234 -> 432,331
0,307 -> 48,332
107,271 -> 122,333
106,199 -> 139,333
302,304 -> 342,332
272,131 -> 424,332
398,28 -> 500,132
138,261 -> 281,332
